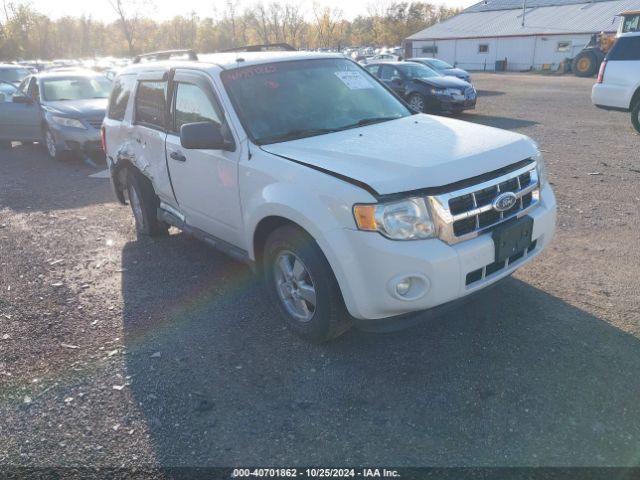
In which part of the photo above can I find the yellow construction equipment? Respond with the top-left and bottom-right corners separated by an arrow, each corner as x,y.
572,11 -> 640,77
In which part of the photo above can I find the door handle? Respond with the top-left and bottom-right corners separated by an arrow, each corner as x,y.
170,151 -> 186,162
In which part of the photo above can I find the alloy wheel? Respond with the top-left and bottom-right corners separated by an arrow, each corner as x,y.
128,184 -> 145,231
273,251 -> 317,322
409,95 -> 425,112
45,130 -> 56,158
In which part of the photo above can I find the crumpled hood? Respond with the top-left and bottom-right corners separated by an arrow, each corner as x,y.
261,114 -> 538,196
417,76 -> 471,89
44,98 -> 108,118
442,68 -> 470,79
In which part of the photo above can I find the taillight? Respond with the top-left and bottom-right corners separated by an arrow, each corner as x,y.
597,60 -> 607,84
101,125 -> 107,152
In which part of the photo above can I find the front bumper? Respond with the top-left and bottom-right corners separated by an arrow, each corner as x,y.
328,183 -> 556,320
439,95 -> 477,112
48,122 -> 103,155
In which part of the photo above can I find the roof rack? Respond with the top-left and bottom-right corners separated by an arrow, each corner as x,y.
220,43 -> 297,53
133,49 -> 198,64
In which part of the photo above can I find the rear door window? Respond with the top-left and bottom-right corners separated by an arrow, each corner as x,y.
607,37 -> 640,61
135,80 -> 167,130
108,74 -> 136,121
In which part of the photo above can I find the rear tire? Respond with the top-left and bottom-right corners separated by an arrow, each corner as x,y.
125,168 -> 169,237
264,225 -> 352,343
572,51 -> 599,77
632,101 -> 640,134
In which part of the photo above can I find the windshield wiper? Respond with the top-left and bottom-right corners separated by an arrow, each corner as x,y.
260,128 -> 339,144
338,116 -> 402,131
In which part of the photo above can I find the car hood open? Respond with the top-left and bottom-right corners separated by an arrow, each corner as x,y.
261,114 -> 538,196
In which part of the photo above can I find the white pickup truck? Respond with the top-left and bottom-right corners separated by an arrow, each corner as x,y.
592,32 -> 640,133
103,49 -> 556,342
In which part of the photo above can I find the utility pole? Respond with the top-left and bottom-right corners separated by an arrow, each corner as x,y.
522,0 -> 527,27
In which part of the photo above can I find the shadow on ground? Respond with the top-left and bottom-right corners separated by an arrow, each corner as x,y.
459,113 -> 538,131
120,236 -> 640,466
476,90 -> 506,97
0,143 -> 111,212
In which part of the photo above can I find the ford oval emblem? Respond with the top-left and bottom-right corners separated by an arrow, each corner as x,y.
493,192 -> 518,212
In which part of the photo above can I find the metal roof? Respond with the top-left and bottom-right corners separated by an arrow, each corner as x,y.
407,0 -> 640,40
465,0 -> 613,13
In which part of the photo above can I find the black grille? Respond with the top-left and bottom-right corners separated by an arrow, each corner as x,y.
449,170 -> 536,238
465,240 -> 538,286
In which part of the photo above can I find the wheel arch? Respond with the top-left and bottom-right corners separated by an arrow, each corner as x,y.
630,86 -> 640,110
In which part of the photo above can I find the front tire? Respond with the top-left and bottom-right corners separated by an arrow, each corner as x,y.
632,101 -> 640,134
44,128 -> 64,160
125,168 -> 169,237
264,225 -> 352,342
408,93 -> 427,113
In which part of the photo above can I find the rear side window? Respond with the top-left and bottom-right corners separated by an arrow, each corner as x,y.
135,81 -> 167,129
108,75 -> 136,121
607,37 -> 640,61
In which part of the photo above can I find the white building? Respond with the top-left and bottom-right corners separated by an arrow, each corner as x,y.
405,0 -> 640,72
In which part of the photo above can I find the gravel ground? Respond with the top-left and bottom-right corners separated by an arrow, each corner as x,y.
1,73 -> 639,470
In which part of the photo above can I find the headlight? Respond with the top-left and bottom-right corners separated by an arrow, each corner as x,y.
51,116 -> 86,129
535,152 -> 549,186
430,87 -> 444,95
353,198 -> 435,240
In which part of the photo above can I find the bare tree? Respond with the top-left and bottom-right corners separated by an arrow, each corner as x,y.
312,3 -> 343,49
107,0 -> 150,55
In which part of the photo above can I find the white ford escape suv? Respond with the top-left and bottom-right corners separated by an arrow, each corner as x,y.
103,49 -> 556,342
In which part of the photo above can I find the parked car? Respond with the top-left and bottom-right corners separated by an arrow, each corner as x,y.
364,61 -> 476,114
407,58 -> 472,83
591,32 -> 640,133
0,81 -> 17,103
359,53 -> 401,65
0,64 -> 32,87
0,70 -> 111,157
103,50 -> 555,342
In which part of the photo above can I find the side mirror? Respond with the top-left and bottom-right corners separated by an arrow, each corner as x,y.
180,121 -> 230,150
13,95 -> 33,105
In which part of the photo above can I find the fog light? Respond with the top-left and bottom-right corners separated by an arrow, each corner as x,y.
396,278 -> 412,296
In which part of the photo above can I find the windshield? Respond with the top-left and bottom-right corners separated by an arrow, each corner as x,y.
41,76 -> 111,102
0,68 -> 30,83
399,64 -> 442,79
221,58 -> 411,145
428,59 -> 453,70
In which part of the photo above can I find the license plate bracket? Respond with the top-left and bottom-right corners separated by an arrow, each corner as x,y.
492,216 -> 533,263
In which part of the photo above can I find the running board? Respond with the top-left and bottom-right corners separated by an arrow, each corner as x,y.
157,206 -> 252,265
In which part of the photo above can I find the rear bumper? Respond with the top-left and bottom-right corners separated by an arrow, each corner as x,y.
591,84 -> 630,111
